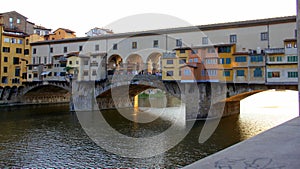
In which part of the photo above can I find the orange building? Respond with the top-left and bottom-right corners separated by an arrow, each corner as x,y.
45,28 -> 76,40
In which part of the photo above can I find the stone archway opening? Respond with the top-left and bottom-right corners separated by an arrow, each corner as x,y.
146,52 -> 162,75
108,54 -> 123,75
126,54 -> 143,74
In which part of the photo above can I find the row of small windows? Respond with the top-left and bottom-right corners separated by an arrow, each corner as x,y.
268,72 -> 298,78
2,47 -> 29,55
201,31 -> 280,45
4,38 -> 23,44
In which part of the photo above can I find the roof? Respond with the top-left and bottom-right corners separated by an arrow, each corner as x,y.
284,38 -> 297,42
0,11 -> 28,19
54,28 -> 75,34
31,15 -> 296,46
233,52 -> 249,55
34,25 -> 52,31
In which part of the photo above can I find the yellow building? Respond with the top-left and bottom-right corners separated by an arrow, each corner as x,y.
232,52 -> 249,83
66,52 -> 80,77
162,47 -> 189,81
216,44 -> 235,82
0,25 -> 30,87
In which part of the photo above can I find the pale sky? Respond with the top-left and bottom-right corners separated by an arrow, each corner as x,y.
1,0 -> 297,37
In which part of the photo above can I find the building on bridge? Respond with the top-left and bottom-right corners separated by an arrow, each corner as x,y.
28,15 -> 297,84
266,39 -> 298,85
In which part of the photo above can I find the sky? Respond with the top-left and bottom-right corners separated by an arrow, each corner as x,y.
1,0 -> 297,37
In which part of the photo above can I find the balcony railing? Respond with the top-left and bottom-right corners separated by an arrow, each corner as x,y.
265,48 -> 285,54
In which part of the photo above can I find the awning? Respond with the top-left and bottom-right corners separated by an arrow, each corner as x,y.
41,71 -> 51,75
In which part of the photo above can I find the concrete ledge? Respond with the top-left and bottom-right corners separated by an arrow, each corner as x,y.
184,117 -> 300,169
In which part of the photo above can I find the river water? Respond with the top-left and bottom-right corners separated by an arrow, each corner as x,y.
0,90 -> 298,168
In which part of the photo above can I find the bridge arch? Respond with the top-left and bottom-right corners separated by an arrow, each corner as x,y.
22,84 -> 71,104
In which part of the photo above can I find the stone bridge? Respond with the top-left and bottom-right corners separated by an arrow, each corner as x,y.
71,74 -> 298,120
0,75 -> 297,120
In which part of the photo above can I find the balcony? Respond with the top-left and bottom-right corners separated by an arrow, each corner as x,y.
265,48 -> 285,54
162,52 -> 176,59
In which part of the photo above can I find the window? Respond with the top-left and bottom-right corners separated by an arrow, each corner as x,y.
250,55 -> 263,62
9,17 -> 13,23
33,48 -> 37,54
207,70 -> 217,76
50,47 -> 53,53
132,42 -> 137,49
76,61 -> 79,65
84,60 -> 89,65
225,58 -> 231,64
1,77 -> 8,84
277,56 -> 282,62
236,70 -> 245,76
166,60 -> 173,64
189,59 -> 193,63
235,56 -> 247,62
95,44 -> 100,51
26,39 -> 29,45
3,47 -> 10,53
17,39 -> 23,44
83,71 -> 89,76
33,73 -> 38,78
288,72 -> 298,78
179,59 -> 186,64
63,47 -> 68,53
223,71 -> 231,77
3,67 -> 8,73
44,57 -> 47,64
4,57 -> 8,62
176,39 -> 182,47
16,48 -> 22,54
269,57 -> 275,62
261,32 -> 268,41
24,49 -> 29,55
206,59 -> 217,64
206,48 -> 214,54
28,74 -> 32,79
4,38 -> 10,43
153,40 -> 159,48
113,43 -> 118,50
15,67 -> 20,77
218,46 -> 231,53
268,72 -> 280,78
11,38 -> 16,43
194,58 -> 199,62
202,37 -> 208,45
184,69 -> 191,76
295,29 -> 297,38
166,71 -> 173,76
286,43 -> 292,48
13,57 -> 19,65
79,46 -> 83,51
180,49 -> 185,54
219,58 -> 225,64
17,19 -> 20,24
287,56 -> 298,62
230,34 -> 237,43
92,70 -> 97,76
69,61 -> 73,65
